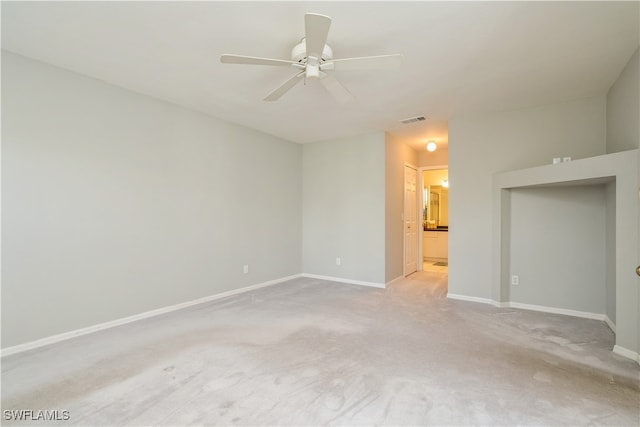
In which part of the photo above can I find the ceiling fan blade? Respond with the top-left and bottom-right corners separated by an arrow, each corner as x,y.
320,74 -> 354,104
220,54 -> 295,67
264,71 -> 305,101
330,54 -> 404,70
305,13 -> 331,59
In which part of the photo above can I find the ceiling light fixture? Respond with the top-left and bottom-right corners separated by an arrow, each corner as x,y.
426,141 -> 437,152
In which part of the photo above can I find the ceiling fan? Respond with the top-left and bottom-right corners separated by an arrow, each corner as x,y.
220,13 -> 403,103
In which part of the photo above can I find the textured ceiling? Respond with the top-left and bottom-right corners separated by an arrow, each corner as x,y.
2,1 -> 638,150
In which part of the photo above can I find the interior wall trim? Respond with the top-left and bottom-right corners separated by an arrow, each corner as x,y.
604,315 -> 616,333
506,301 -> 607,322
613,345 -> 640,364
0,274 -> 303,358
446,293 -> 497,306
301,273 -> 385,289
448,294 -> 609,321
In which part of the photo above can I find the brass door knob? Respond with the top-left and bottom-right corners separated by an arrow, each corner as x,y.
636,266 -> 640,277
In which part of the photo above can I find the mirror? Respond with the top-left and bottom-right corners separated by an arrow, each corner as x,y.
423,169 -> 449,230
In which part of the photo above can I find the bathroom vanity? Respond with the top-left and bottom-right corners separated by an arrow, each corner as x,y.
423,228 -> 448,260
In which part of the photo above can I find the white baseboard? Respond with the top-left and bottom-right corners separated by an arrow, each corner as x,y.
385,275 -> 404,286
613,345 -> 640,364
301,273 -> 385,289
603,315 -> 616,333
447,293 -> 496,305
506,302 -> 606,322
0,274 -> 302,358
447,294 -> 619,332
447,294 -> 636,363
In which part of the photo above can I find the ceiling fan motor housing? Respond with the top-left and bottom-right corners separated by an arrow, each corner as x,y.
291,39 -> 333,63
220,13 -> 401,102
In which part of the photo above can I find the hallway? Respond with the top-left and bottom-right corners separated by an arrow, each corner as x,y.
396,261 -> 448,299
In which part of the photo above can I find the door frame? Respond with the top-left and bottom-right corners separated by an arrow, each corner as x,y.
417,165 -> 448,272
403,163 -> 418,276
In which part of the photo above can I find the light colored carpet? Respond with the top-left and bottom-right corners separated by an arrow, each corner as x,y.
1,272 -> 638,426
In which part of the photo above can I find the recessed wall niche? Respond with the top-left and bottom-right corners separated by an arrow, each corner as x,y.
509,184 -> 611,317
492,150 -> 637,357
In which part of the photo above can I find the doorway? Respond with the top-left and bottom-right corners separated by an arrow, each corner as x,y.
420,167 -> 449,273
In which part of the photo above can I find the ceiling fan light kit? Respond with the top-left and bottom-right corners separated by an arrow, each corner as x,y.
220,13 -> 403,102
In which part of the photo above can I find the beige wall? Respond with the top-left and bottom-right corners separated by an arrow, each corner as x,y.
2,52 -> 303,348
449,95 -> 607,300
605,181 -> 616,325
303,132 -> 386,285
423,169 -> 449,186
418,147 -> 448,167
607,48 -> 639,153
509,186 -> 607,314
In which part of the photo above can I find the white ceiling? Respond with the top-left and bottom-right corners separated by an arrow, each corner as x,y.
2,1 -> 638,150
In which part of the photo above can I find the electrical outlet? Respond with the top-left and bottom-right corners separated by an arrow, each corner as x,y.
243,265 -> 249,274
336,257 -> 341,266
511,275 -> 519,286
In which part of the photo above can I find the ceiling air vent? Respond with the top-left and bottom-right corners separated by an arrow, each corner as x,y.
400,116 -> 427,124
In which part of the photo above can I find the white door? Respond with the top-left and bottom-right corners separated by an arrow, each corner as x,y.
404,165 -> 418,275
